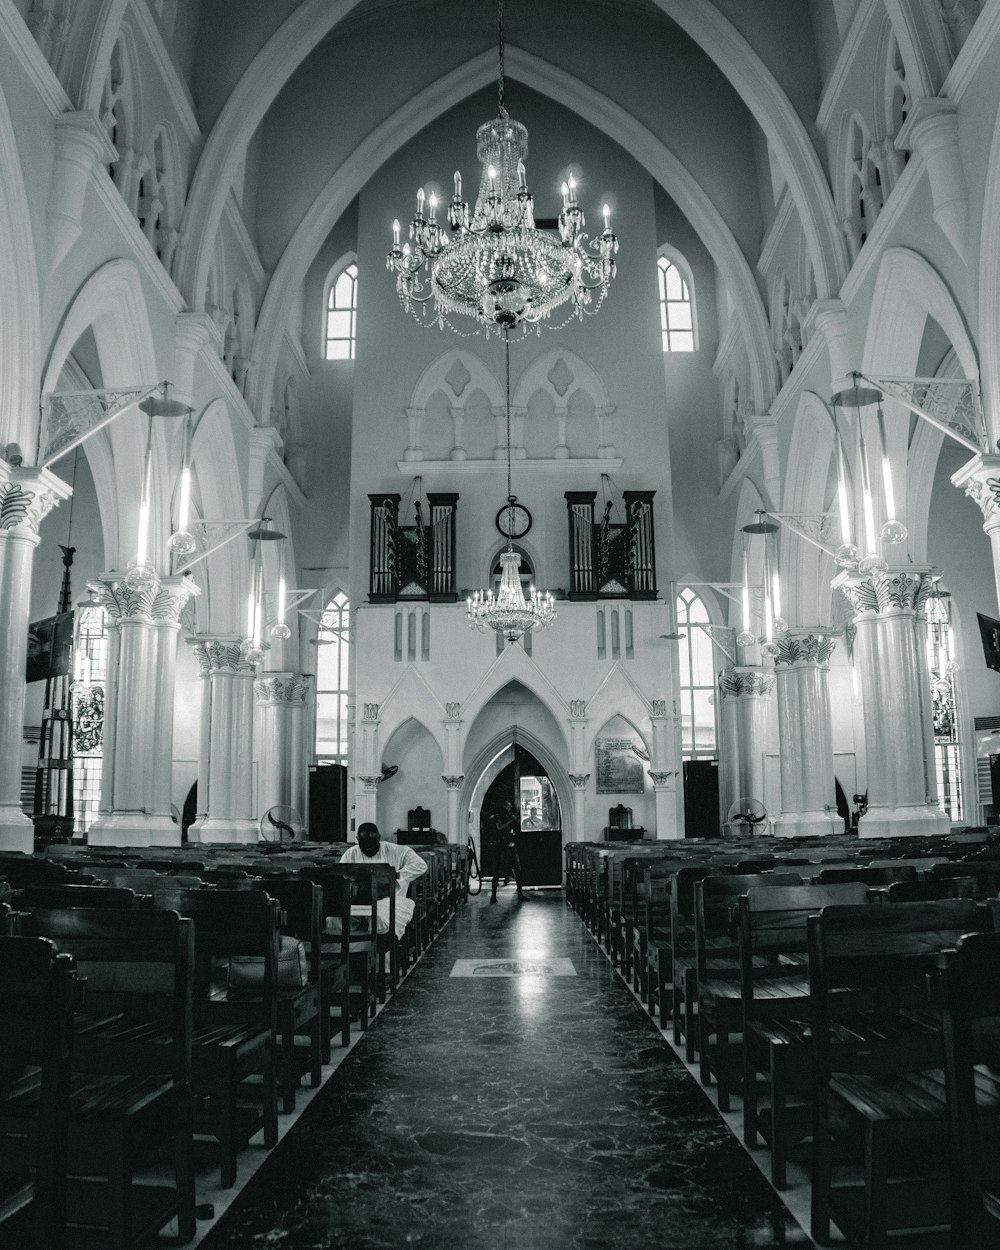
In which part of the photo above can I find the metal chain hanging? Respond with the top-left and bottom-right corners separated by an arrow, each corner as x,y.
497,0 -> 506,117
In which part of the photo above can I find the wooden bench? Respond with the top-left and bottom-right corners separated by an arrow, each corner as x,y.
151,888 -> 278,1188
14,907 -> 196,1248
0,935 -> 77,1250
808,899 -> 994,1248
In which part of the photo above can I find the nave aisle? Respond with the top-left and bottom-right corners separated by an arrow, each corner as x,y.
196,892 -> 808,1249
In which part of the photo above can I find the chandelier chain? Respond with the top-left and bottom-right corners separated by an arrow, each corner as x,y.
497,0 -> 506,118
505,333 -> 512,503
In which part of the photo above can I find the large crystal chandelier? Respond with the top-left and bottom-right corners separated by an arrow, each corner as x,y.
466,338 -> 556,643
385,0 -> 619,337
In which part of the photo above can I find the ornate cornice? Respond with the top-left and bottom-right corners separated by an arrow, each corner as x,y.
254,673 -> 311,705
719,668 -> 776,698
0,462 -> 71,539
833,565 -> 939,617
772,632 -> 836,669
189,636 -> 257,675
568,772 -> 590,790
442,774 -> 465,789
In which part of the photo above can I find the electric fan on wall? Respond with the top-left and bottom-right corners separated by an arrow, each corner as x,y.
258,806 -> 305,843
725,797 -> 769,838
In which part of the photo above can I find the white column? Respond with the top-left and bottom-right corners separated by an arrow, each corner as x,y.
649,698 -> 682,839
952,454 -> 1000,613
649,772 -> 680,839
187,637 -> 258,843
834,566 -> 951,837
718,668 -> 775,832
897,99 -> 968,260
87,574 -> 197,846
442,775 -> 464,842
254,672 -> 312,826
354,701 -> 381,827
772,632 -> 843,837
568,772 -> 589,842
0,463 -> 72,850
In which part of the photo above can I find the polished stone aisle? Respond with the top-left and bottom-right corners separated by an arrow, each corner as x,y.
197,891 -> 810,1250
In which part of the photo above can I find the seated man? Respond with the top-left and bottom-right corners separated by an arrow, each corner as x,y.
340,822 -> 428,938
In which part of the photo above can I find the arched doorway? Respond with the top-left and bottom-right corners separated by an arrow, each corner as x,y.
480,744 -> 562,887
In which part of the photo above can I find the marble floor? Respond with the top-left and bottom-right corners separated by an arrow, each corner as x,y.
194,889 -> 811,1250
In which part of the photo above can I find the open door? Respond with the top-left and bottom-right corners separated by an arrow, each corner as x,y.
479,746 -> 562,887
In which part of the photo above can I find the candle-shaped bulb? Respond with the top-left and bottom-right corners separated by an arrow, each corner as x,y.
277,574 -> 287,625
416,186 -> 425,214
568,174 -> 577,200
602,203 -> 611,230
392,218 -> 400,247
561,181 -> 569,208
517,159 -> 526,190
488,165 -> 497,194
428,193 -> 437,221
402,242 -> 411,257
454,170 -> 462,199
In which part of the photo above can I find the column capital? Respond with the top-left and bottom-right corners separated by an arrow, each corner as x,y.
650,698 -> 669,719
568,698 -> 587,719
89,572 -> 158,623
357,775 -> 381,792
568,772 -> 590,790
151,574 -> 200,625
362,702 -> 380,722
442,774 -> 464,790
719,667 -> 775,698
254,672 -> 311,705
648,770 -> 676,788
188,635 -> 257,675
0,461 -> 72,540
952,453 -> 1000,533
772,631 -> 837,669
896,96 -> 959,155
833,564 -> 940,618
445,701 -> 462,721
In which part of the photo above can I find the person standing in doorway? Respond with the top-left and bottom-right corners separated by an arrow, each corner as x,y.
490,799 -> 523,902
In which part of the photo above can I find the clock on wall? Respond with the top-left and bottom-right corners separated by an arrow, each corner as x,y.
495,497 -> 532,540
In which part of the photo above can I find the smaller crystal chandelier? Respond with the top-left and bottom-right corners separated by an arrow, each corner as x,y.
386,0 -> 618,337
467,338 -> 556,643
830,375 -> 907,575
737,510 -> 786,658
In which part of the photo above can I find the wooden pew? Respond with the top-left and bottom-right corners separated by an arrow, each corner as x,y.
808,899 -> 993,1248
0,936 -> 77,1250
14,907 -> 196,1248
939,930 -> 1000,1250
151,888 -> 278,1188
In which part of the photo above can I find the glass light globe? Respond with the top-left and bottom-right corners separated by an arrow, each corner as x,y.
736,631 -> 756,648
835,543 -> 859,568
168,529 -> 197,556
270,621 -> 292,640
858,553 -> 888,575
880,519 -> 908,545
761,641 -> 780,660
946,661 -> 960,676
124,558 -> 157,590
244,644 -> 265,666
772,617 -> 789,635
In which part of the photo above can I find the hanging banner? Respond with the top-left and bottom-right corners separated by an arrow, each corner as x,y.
26,610 -> 74,683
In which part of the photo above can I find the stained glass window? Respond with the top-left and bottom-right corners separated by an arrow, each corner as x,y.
926,596 -> 962,821
72,605 -> 109,834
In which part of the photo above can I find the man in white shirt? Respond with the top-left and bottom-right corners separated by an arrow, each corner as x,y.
339,822 -> 428,938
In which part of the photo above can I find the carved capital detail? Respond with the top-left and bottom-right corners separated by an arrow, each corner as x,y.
442,774 -> 465,790
150,575 -> 199,625
189,637 -> 256,675
358,775 -> 382,791
772,632 -> 836,669
445,702 -> 461,720
0,463 -> 71,538
650,699 -> 668,718
254,674 -> 311,705
719,669 -> 776,698
90,576 -> 159,623
362,702 -> 380,722
569,699 -> 587,718
648,770 -> 676,787
833,566 -> 940,617
569,772 -> 590,790
953,455 -> 1000,532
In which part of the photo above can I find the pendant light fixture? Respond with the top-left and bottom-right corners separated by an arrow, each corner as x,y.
737,510 -> 784,657
244,516 -> 286,664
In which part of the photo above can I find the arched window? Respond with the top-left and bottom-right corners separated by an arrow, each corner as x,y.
72,605 -> 110,833
927,596 -> 963,820
316,592 -> 350,763
324,263 -> 358,360
657,253 -> 695,353
676,588 -> 716,757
